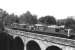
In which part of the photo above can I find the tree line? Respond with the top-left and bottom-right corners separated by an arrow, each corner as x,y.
0,8 -> 75,31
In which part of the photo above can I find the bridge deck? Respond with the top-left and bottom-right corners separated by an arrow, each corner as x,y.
6,28 -> 75,47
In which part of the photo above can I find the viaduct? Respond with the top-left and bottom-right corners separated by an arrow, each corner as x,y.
5,28 -> 75,50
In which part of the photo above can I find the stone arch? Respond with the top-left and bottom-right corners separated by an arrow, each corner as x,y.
14,36 -> 24,50
26,40 -> 41,50
46,45 -> 62,50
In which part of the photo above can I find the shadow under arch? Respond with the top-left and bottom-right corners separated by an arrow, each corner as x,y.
0,32 -> 14,50
26,40 -> 41,50
14,36 -> 24,50
46,45 -> 62,50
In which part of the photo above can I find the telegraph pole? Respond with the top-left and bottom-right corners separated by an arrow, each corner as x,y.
0,9 -> 5,31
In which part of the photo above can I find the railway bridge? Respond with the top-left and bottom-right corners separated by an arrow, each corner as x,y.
6,28 -> 75,50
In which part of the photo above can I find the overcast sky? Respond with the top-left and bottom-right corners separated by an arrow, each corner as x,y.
0,0 -> 75,19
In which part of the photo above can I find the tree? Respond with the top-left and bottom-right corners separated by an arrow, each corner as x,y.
0,9 -> 8,24
5,13 -> 19,25
56,19 -> 66,26
19,11 -> 37,25
39,15 -> 56,25
65,17 -> 75,29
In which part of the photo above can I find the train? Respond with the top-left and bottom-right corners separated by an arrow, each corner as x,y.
11,23 -> 65,32
6,23 -> 75,39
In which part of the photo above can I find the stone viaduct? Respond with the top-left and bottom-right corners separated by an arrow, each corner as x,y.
6,28 -> 75,50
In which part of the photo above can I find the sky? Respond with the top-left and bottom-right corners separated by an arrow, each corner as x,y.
0,0 -> 75,19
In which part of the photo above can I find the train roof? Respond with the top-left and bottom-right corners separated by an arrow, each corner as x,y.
35,24 -> 45,26
47,25 -> 65,28
19,24 -> 27,25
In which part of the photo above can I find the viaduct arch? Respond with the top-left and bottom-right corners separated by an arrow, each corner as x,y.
14,36 -> 24,50
46,46 -> 62,50
26,40 -> 41,50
